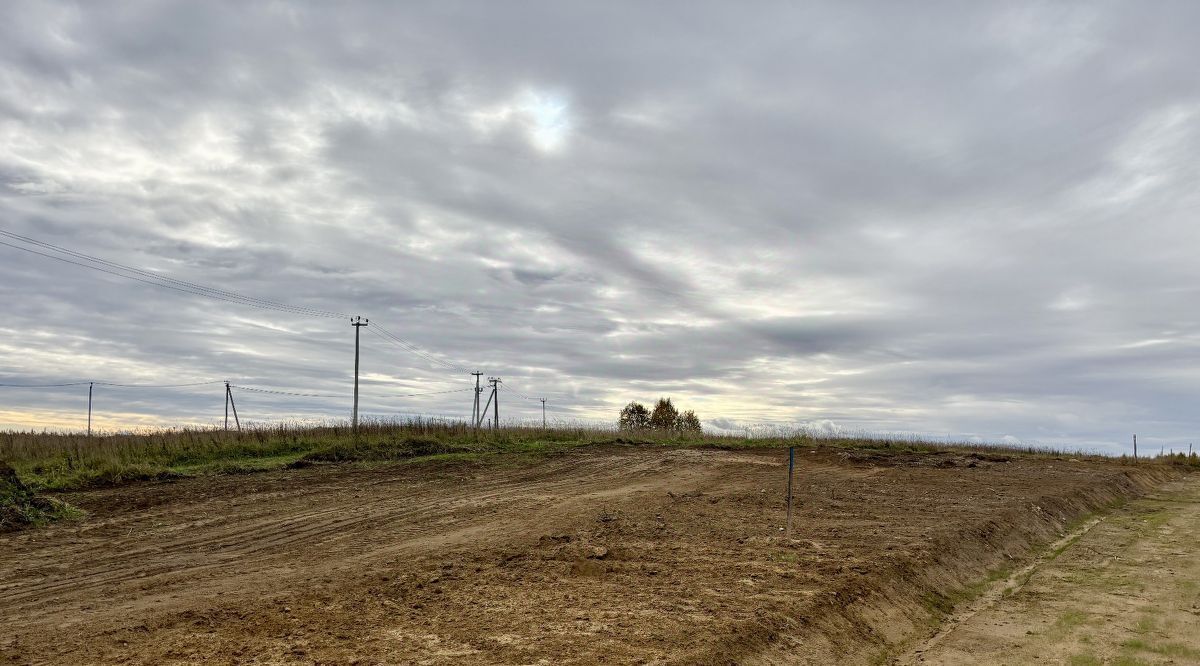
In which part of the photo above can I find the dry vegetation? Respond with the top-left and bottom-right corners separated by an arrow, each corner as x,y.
3,417 -> 1181,495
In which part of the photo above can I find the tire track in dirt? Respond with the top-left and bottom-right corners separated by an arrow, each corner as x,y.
2,446 -> 1160,665
0,448 -> 713,629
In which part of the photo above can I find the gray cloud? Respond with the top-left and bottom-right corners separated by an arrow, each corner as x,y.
1,1 -> 1198,452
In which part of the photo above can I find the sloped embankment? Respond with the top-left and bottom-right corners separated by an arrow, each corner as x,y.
0,461 -> 78,532
702,464 -> 1178,665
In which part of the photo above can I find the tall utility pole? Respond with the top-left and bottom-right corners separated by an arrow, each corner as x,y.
224,381 -> 241,433
351,316 -> 368,433
488,377 -> 501,429
471,371 -> 483,429
1133,434 -> 1138,461
541,398 -> 546,429
87,381 -> 93,438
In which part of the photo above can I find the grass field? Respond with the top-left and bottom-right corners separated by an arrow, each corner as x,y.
3,418 -> 1175,494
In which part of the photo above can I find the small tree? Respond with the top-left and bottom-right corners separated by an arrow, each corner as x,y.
648,397 -> 679,431
619,401 -> 650,431
677,410 -> 702,435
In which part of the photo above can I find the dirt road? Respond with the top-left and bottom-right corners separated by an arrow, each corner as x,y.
0,444 -> 1172,664
898,476 -> 1200,666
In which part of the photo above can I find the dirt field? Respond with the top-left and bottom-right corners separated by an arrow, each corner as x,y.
898,476 -> 1200,666
0,444 -> 1175,665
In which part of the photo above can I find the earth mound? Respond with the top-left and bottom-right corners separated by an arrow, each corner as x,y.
0,461 -> 76,532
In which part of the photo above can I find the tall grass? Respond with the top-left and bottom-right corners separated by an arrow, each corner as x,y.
0,417 -> 1190,492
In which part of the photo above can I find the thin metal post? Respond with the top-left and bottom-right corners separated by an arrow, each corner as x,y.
351,316 -> 368,433
87,382 -> 93,438
785,446 -> 795,539
541,398 -> 546,429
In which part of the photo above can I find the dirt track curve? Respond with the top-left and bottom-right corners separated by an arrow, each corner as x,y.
0,445 -> 1172,664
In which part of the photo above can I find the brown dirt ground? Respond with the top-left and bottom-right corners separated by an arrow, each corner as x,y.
896,476 -> 1200,666
0,444 -> 1175,665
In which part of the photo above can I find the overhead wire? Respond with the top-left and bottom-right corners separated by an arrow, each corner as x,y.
0,379 -> 223,388
0,229 -> 566,412
229,384 -> 473,399
0,381 -> 95,388
228,385 -> 342,398
368,325 -> 469,373
0,230 -> 347,319
0,239 -> 343,319
0,230 -> 478,374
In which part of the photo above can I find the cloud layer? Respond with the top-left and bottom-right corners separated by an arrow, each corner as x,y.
2,1 -> 1199,453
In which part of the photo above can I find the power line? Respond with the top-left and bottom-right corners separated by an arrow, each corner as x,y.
0,381 -> 94,388
0,239 -> 342,319
0,229 -> 568,414
0,229 -> 486,376
229,385 -> 342,398
500,383 -> 541,401
96,380 -> 225,388
0,230 -> 347,318
0,379 -> 223,388
229,384 -> 473,399
369,325 -> 471,374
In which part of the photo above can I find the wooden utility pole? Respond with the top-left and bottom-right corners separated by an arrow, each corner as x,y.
224,382 -> 241,433
351,316 -> 368,433
477,382 -> 494,429
1134,434 -> 1138,461
471,371 -> 483,430
87,381 -> 93,438
541,398 -> 546,429
488,377 -> 500,429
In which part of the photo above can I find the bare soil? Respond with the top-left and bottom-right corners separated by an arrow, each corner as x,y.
0,444 -> 1175,664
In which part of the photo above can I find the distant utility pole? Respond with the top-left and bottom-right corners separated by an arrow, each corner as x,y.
471,371 -> 483,429
488,377 -> 501,429
224,381 -> 241,433
541,398 -> 546,429
351,316 -> 368,433
87,381 -> 93,438
1134,434 -> 1138,461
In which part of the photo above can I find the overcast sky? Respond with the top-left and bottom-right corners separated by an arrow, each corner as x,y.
2,1 -> 1199,453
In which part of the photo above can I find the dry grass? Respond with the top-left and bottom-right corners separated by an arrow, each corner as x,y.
0,417 -> 1191,493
